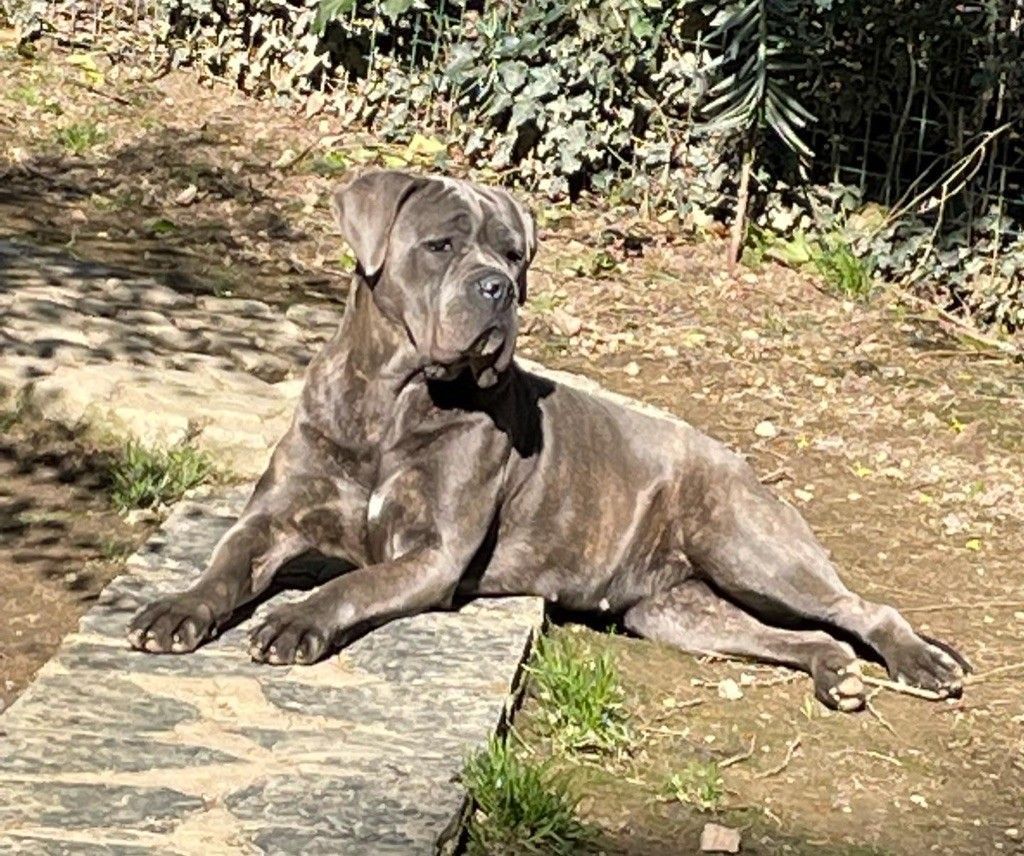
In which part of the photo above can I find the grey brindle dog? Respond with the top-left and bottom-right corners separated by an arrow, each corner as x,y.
128,170 -> 968,712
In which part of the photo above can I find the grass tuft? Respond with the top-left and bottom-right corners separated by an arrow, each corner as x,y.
109,439 -> 212,513
813,237 -> 873,298
55,121 -> 106,154
743,227 -> 873,298
462,736 -> 596,855
526,632 -> 631,755
662,760 -> 725,811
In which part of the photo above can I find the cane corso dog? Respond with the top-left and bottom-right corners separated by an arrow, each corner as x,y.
128,170 -> 968,711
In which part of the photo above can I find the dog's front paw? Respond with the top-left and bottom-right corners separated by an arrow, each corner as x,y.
128,593 -> 219,654
248,605 -> 331,665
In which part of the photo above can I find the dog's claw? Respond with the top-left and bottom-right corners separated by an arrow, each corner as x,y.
128,594 -> 218,654
248,607 -> 330,666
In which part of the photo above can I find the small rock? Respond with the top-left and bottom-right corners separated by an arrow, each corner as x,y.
717,677 -> 744,701
125,507 -> 160,526
550,307 -> 583,337
624,361 -> 640,377
909,793 -> 928,808
793,488 -> 815,503
1006,828 -> 1020,840
700,822 -> 741,853
174,184 -> 198,206
754,419 -> 778,439
272,148 -> 296,168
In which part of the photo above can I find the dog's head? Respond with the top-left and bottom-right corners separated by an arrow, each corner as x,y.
331,170 -> 536,388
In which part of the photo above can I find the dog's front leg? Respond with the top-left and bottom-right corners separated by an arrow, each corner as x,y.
247,549 -> 457,665
128,494 -> 310,654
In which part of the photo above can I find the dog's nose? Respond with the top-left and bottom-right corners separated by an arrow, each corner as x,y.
473,273 -> 513,306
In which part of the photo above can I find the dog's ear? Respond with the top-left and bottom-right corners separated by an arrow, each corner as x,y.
511,197 -> 537,306
331,170 -> 424,281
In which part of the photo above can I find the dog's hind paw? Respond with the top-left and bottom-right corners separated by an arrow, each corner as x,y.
811,650 -> 865,712
887,635 -> 965,699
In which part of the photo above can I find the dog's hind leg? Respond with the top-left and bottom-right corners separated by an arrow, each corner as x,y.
686,469 -> 968,699
624,579 -> 867,711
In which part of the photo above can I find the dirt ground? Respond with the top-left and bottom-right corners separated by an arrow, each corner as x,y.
2,40 -> 1023,855
0,417 -> 151,712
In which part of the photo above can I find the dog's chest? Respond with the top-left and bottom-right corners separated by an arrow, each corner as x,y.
362,463 -> 433,563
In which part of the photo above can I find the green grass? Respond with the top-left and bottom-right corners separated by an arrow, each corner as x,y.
662,761 -> 725,811
812,237 -> 873,298
97,537 -> 133,561
743,227 -> 873,298
11,84 -> 41,105
462,736 -> 596,855
55,121 -> 107,154
108,439 -> 213,513
526,632 -> 631,755
0,387 -> 32,433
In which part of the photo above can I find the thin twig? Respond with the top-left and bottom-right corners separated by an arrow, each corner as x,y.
755,735 -> 802,779
966,661 -> 1024,685
719,735 -> 757,769
861,674 -> 944,701
865,691 -> 898,736
901,600 -> 1024,614
276,139 -> 320,172
760,466 -> 793,485
831,748 -> 903,767
637,725 -> 696,739
67,78 -> 135,107
889,287 -> 1021,357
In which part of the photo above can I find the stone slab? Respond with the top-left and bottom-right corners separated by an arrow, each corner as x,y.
0,488 -> 543,855
0,239 -> 333,477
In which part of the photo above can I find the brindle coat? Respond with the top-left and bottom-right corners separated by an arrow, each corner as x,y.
128,171 -> 968,712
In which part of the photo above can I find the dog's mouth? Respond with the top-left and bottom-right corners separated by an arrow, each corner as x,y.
423,326 -> 506,387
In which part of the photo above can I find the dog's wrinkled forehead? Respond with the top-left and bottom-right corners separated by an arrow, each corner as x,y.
392,177 -> 488,239
331,170 -> 535,281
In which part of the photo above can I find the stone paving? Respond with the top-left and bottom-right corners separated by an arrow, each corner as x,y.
0,488 -> 542,854
0,238 -> 337,477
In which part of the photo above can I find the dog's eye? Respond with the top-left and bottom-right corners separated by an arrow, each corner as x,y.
425,238 -> 453,253
505,249 -> 524,263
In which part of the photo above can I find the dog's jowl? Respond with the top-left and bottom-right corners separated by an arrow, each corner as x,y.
127,170 -> 968,712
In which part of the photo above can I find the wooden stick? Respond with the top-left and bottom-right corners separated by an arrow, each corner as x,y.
727,144 -> 754,276
865,693 -> 898,736
889,288 -> 1022,357
966,661 -> 1024,685
901,600 -> 1024,614
68,78 -> 134,107
832,748 -> 903,767
719,735 -> 757,769
760,466 -> 792,485
861,674 -> 944,701
755,736 -> 802,779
